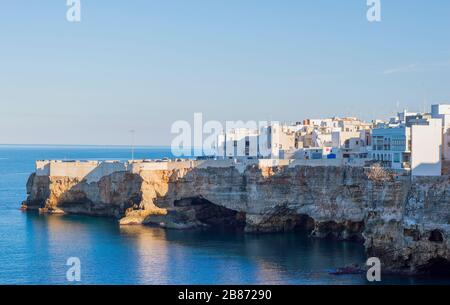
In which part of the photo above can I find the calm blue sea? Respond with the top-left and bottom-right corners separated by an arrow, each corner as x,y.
0,145 -> 447,285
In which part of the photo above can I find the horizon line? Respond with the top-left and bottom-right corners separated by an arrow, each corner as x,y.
0,144 -> 172,148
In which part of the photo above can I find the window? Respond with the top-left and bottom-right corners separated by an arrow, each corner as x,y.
393,153 -> 400,163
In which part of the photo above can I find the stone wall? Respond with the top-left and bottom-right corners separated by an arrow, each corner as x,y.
36,160 -> 127,183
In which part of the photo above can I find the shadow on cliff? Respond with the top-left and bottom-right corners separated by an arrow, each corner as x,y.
146,195 -> 247,231
25,169 -> 145,219
417,257 -> 450,276
144,164 -> 366,241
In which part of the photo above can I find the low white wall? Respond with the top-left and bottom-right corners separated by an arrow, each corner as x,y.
129,160 -> 243,173
36,157 -> 356,182
85,161 -> 127,183
36,161 -> 51,176
48,161 -> 99,178
258,159 -> 290,167
194,160 -> 236,168
129,160 -> 193,173
289,158 -> 343,168
37,160 -> 127,183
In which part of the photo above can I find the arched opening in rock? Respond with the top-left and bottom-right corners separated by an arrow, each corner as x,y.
313,220 -> 364,242
419,257 -> 450,276
428,229 -> 444,243
314,221 -> 345,239
344,221 -> 365,242
290,214 -> 316,232
256,212 -> 315,233
174,196 -> 246,230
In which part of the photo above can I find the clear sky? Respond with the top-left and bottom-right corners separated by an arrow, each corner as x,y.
1,0 -> 450,145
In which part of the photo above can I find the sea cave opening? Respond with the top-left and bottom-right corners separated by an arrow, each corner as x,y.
174,196 -> 247,231
419,257 -> 450,276
428,229 -> 444,243
288,214 -> 316,232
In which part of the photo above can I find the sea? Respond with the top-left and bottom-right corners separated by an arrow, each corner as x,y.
0,145 -> 448,285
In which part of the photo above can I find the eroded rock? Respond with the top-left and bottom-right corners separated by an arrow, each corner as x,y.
23,165 -> 450,275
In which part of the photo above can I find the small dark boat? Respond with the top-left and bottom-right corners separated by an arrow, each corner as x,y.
329,264 -> 364,275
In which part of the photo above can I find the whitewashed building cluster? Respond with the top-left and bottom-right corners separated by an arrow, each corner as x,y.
214,117 -> 372,164
214,104 -> 450,177
371,105 -> 450,176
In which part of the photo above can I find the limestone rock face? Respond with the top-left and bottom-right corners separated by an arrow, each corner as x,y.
23,165 -> 450,275
24,172 -> 145,218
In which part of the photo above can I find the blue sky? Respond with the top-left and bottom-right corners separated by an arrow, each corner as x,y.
1,0 -> 450,145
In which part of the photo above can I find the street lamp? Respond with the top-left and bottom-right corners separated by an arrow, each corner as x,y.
130,129 -> 135,162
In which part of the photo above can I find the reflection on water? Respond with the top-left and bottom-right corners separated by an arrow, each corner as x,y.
1,207 -> 448,285
120,222 -> 369,285
119,226 -> 171,284
13,212 -> 368,284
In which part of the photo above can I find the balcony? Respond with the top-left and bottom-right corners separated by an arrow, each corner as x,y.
402,162 -> 411,169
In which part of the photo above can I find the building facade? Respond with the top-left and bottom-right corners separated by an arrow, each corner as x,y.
371,126 -> 411,170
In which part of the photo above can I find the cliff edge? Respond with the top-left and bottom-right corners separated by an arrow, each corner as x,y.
22,163 -> 450,275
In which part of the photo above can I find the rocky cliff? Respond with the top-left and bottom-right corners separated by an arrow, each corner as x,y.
23,164 -> 450,275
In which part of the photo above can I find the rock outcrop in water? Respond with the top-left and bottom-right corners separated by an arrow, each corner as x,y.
23,163 -> 450,275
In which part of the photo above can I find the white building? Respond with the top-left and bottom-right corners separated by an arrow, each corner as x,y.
214,123 -> 299,159
411,118 -> 442,176
266,123 -> 297,159
371,107 -> 444,176
215,128 -> 259,158
331,130 -> 369,161
312,129 -> 333,147
292,147 -> 335,160
431,104 -> 450,160
371,126 -> 411,170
